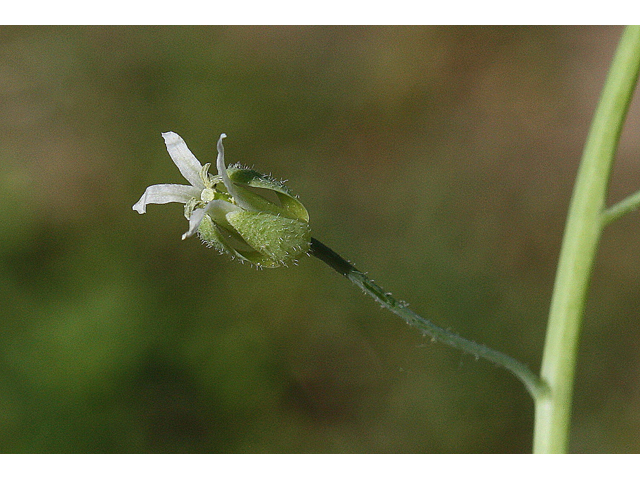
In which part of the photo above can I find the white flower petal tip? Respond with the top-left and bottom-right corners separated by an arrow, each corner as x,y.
161,131 -> 204,188
132,193 -> 148,214
216,134 -> 227,161
180,229 -> 198,241
181,208 -> 207,241
161,132 -> 181,150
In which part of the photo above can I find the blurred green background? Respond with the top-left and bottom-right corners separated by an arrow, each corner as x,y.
1,25 -> 639,453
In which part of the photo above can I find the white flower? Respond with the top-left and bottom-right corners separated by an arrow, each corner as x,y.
133,131 -> 234,240
133,131 -> 311,267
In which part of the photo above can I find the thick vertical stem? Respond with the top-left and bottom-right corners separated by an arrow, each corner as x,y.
533,26 -> 640,453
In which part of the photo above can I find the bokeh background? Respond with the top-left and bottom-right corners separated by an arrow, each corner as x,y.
1,25 -> 639,453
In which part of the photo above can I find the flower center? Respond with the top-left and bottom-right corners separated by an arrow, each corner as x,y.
201,187 -> 216,202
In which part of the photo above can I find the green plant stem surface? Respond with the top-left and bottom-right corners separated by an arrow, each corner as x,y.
602,187 -> 640,226
311,26 -> 640,454
309,237 -> 547,401
533,25 -> 640,454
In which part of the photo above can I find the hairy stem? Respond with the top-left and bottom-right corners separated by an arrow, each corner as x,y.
310,237 -> 547,401
533,25 -> 640,454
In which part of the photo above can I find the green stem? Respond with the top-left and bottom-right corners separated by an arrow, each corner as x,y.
309,237 -> 547,401
602,188 -> 640,226
533,25 -> 640,454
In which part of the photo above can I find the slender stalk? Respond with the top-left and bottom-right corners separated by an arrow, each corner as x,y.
310,237 -> 547,401
533,26 -> 640,454
602,188 -> 640,226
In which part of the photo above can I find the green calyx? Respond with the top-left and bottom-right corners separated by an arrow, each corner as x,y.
196,163 -> 311,268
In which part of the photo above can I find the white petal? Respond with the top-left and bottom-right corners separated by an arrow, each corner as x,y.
162,132 -> 205,188
215,133 -> 255,211
133,184 -> 201,214
181,200 -> 241,239
182,208 -> 207,240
